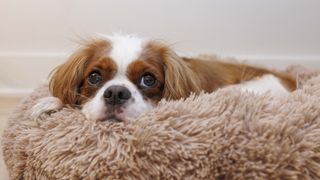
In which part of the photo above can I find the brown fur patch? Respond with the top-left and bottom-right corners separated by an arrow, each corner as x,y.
142,41 -> 202,100
183,56 -> 296,93
49,39 -> 111,106
79,57 -> 117,104
127,59 -> 164,103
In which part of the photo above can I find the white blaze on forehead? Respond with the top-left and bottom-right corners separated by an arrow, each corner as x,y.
107,34 -> 144,75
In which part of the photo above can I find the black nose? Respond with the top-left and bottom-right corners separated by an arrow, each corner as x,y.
103,86 -> 132,106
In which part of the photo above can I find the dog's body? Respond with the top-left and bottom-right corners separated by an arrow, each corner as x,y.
32,34 -> 296,122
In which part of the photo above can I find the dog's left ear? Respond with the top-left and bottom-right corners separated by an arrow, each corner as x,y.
161,49 -> 202,100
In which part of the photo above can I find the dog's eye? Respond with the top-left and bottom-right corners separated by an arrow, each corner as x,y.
140,74 -> 157,88
88,72 -> 102,85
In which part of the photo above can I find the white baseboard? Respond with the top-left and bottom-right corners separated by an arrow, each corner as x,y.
0,88 -> 33,98
0,53 -> 319,97
0,53 -> 65,97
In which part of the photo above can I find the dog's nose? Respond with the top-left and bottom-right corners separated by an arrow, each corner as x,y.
103,86 -> 132,106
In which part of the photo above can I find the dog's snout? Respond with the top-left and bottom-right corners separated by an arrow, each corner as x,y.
104,86 -> 132,106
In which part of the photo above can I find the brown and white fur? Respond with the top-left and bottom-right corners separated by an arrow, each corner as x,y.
32,34 -> 296,122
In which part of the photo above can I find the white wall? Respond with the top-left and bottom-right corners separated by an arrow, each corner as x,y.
0,0 -> 320,96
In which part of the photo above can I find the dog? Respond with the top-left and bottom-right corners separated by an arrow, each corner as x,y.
32,34 -> 296,122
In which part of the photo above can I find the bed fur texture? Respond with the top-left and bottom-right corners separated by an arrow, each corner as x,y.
2,65 -> 320,179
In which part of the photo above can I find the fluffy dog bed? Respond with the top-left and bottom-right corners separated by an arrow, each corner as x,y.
2,65 -> 320,179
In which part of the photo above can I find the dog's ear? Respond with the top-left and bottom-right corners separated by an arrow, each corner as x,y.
49,39 -> 109,106
143,41 -> 202,100
49,48 -> 90,106
162,49 -> 202,100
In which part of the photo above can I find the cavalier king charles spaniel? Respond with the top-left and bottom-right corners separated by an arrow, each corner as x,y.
32,34 -> 296,122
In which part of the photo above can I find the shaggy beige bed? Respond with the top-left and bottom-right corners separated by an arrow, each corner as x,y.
2,65 -> 320,179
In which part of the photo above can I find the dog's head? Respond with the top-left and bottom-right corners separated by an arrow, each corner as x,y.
50,34 -> 201,122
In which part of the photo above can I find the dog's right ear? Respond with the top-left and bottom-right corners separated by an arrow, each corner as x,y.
49,48 -> 90,106
49,39 -> 110,106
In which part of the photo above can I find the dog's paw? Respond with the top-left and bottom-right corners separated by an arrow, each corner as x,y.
31,96 -> 63,120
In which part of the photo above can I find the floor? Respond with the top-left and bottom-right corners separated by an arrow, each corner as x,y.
0,97 -> 22,179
